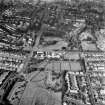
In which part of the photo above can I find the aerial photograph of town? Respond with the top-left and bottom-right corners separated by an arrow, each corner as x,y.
0,0 -> 105,105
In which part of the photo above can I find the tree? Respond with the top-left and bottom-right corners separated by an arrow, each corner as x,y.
96,30 -> 105,51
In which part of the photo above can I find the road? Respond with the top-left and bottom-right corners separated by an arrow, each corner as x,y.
20,24 -> 48,74
85,74 -> 95,105
64,96 -> 87,105
82,57 -> 96,105
19,2 -> 49,75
